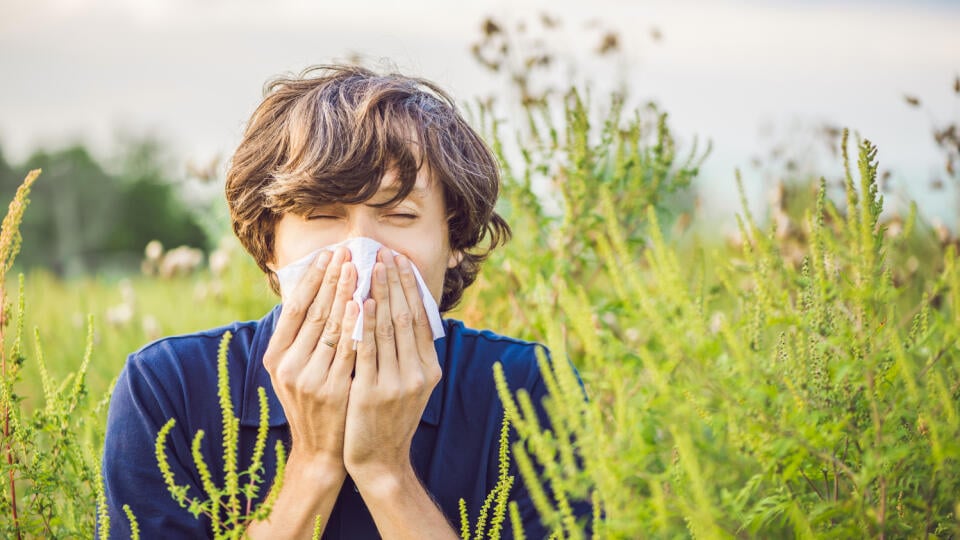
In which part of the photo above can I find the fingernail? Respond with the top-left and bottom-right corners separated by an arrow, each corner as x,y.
375,264 -> 386,283
364,298 -> 376,316
395,254 -> 409,269
315,250 -> 332,267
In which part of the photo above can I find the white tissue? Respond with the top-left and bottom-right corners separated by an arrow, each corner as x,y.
274,237 -> 445,342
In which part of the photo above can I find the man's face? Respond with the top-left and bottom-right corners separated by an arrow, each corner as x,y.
269,166 -> 459,304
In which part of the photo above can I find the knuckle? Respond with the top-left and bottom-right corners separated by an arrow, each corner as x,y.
275,366 -> 298,387
394,310 -> 413,330
313,385 -> 334,401
262,350 -> 280,371
427,365 -> 442,386
406,372 -> 426,391
324,270 -> 340,287
337,281 -> 354,298
357,346 -> 376,362
324,318 -> 342,336
343,306 -> 358,328
295,376 -> 319,395
305,306 -> 328,325
412,309 -> 428,327
263,360 -> 277,374
376,320 -> 395,340
381,385 -> 401,402
283,301 -> 307,319
351,384 -> 371,401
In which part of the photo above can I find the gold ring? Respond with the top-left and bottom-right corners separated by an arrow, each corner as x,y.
321,338 -> 337,349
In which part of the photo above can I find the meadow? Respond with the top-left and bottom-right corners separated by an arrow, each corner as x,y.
1,82 -> 959,539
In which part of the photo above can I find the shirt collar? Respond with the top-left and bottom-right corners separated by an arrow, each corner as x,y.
240,305 -> 446,428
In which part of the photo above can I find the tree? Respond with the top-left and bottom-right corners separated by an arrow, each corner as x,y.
0,139 -> 208,276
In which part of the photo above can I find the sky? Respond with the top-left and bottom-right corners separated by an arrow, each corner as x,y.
1,0 -> 958,227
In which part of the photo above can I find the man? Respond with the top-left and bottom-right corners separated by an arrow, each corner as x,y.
101,64 -> 585,538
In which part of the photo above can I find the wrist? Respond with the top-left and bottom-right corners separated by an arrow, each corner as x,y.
287,450 -> 347,487
349,461 -> 418,500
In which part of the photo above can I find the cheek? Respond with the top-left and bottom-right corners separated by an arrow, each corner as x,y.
271,216 -> 344,269
400,249 -> 450,304
420,267 -> 447,305
273,235 -> 327,270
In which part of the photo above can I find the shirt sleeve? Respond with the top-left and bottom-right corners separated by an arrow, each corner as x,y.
100,348 -> 212,538
500,345 -> 592,540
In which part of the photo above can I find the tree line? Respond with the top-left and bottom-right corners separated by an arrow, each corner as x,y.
0,139 -> 209,277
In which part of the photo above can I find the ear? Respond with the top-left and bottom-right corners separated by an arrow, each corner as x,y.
447,249 -> 464,269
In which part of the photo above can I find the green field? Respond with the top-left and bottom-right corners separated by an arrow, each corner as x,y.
1,92 -> 959,538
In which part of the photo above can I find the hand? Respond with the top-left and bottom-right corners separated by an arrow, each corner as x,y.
343,249 -> 442,485
262,246 -> 359,473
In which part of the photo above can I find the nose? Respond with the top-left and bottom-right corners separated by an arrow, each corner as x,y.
344,209 -> 382,245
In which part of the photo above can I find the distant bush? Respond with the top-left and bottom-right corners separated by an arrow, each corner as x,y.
0,139 -> 208,276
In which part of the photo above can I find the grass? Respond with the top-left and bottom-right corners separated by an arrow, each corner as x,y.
11,255 -> 276,407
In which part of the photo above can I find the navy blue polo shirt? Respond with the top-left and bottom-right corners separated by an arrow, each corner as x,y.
101,305 -> 583,538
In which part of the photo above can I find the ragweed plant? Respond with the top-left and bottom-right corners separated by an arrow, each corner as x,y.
491,131 -> 960,538
0,170 -> 106,539
153,331 -> 286,538
460,84 -> 707,331
459,412 -> 516,540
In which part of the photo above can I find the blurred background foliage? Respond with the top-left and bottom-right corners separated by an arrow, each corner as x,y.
0,138 -> 209,277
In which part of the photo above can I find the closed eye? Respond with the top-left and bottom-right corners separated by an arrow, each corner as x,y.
387,214 -> 418,219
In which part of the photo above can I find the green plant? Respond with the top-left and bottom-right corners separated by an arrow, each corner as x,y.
492,132 -> 960,538
459,413 -> 515,540
153,331 -> 286,539
0,170 -> 106,538
458,84 -> 706,332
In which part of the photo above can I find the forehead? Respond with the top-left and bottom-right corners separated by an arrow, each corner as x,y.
373,167 -> 433,200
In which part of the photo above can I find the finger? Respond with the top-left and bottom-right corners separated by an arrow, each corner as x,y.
395,253 -> 434,362
270,250 -> 334,351
327,300 -> 360,385
288,247 -> 348,358
372,262 -> 399,383
354,299 -> 377,386
381,250 -> 419,374
316,261 -> 356,354
302,260 -> 355,383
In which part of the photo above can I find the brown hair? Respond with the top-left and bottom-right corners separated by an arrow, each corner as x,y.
225,64 -> 510,312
